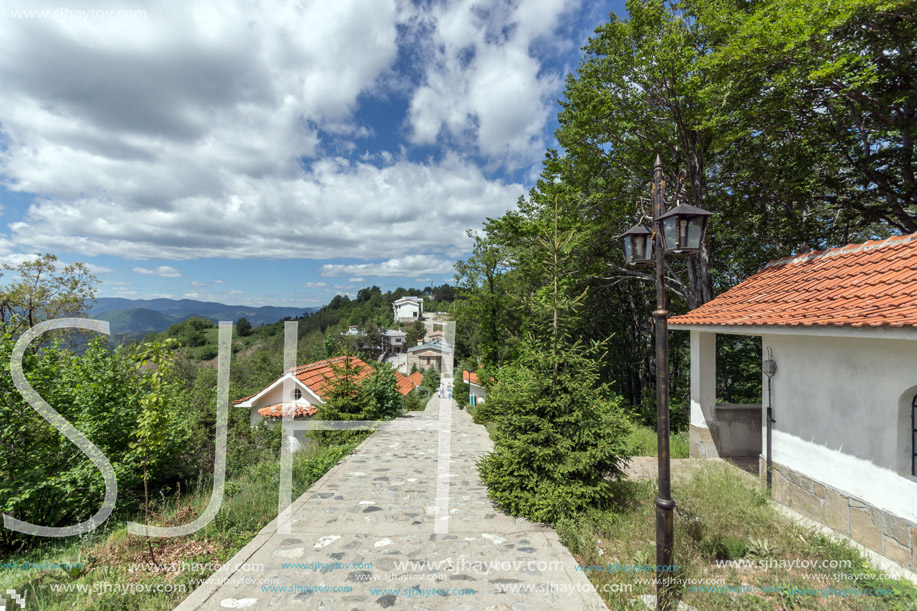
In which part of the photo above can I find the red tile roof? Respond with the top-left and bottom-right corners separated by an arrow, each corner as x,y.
257,404 -> 318,419
290,356 -> 373,399
233,356 -> 373,406
463,370 -> 480,385
394,371 -> 424,395
669,233 -> 917,328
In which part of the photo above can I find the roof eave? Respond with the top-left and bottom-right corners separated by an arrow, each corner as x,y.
668,322 -> 917,341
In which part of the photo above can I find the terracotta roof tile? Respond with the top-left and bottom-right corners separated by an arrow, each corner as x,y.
394,371 -> 424,395
257,404 -> 318,419
290,356 -> 373,400
670,232 -> 917,329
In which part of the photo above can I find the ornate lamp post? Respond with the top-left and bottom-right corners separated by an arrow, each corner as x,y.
619,155 -> 712,610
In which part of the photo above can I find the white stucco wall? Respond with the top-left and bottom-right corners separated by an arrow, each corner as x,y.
241,377 -> 322,427
690,330 -> 716,429
394,302 -> 420,320
763,333 -> 917,523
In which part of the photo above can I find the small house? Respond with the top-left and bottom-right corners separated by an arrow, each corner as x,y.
393,296 -> 424,323
407,338 -> 452,373
670,233 -> 917,570
462,370 -> 487,407
233,356 -> 374,427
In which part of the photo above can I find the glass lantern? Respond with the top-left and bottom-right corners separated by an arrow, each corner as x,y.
657,204 -> 713,254
619,224 -> 654,265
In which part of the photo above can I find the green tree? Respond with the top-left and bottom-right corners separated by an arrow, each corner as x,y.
362,366 -> 402,420
477,201 -> 631,523
131,338 -> 188,561
0,254 -> 97,336
236,317 -> 252,337
706,0 -> 916,235
404,320 -> 426,348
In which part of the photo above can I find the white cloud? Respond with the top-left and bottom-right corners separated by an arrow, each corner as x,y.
348,277 -> 365,283
132,265 -> 182,278
404,0 -> 570,167
9,155 -> 521,260
0,0 -> 566,267
304,281 -> 327,288
321,254 -> 454,278
83,262 -> 113,274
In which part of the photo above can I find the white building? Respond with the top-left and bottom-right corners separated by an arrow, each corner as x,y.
670,233 -> 917,570
384,329 -> 407,354
393,296 -> 423,323
463,370 -> 487,407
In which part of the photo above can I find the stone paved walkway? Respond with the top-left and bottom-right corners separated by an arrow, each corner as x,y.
175,397 -> 607,610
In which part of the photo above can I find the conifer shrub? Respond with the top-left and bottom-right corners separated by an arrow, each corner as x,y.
478,337 -> 632,523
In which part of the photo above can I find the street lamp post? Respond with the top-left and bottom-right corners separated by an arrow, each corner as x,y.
620,155 -> 712,610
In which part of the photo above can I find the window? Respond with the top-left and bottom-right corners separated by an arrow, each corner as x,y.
293,388 -> 302,401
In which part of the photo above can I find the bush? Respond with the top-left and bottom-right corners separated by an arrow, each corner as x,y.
0,330 -> 191,550
478,337 -> 632,524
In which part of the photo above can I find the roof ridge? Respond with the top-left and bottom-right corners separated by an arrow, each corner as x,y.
764,232 -> 917,269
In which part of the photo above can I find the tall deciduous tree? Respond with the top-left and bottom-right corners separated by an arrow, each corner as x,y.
0,254 -> 97,335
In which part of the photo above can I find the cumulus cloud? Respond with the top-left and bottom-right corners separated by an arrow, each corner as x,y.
321,254 -> 454,278
0,0 -> 572,266
404,0 -> 570,166
9,154 -> 521,260
132,265 -> 182,278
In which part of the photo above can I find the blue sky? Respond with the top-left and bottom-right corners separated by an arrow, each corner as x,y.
0,0 -> 625,309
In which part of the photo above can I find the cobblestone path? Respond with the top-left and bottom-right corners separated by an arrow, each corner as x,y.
174,396 -> 607,610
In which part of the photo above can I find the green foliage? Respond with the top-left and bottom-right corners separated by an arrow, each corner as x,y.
404,320 -> 426,348
313,358 -> 402,443
131,339 -> 189,474
624,423 -> 689,459
362,364 -> 402,421
0,329 -> 189,550
0,253 -> 98,337
477,201 -> 632,524
478,341 -> 632,523
235,317 -> 252,337
452,369 -> 470,408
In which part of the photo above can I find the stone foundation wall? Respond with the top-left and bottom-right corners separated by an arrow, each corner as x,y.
689,423 -> 719,458
762,458 -> 917,571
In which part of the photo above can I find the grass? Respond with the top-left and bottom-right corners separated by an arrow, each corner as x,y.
0,436 -> 365,610
625,423 -> 690,458
556,461 -> 917,610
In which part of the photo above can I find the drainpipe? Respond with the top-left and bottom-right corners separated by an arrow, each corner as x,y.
763,347 -> 778,491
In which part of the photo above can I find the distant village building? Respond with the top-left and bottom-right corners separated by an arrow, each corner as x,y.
384,329 -> 407,354
407,338 -> 452,373
463,370 -> 487,407
393,296 -> 424,323
670,233 -> 917,570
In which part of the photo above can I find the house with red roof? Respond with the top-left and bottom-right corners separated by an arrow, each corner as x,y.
233,356 -> 418,427
462,369 -> 487,407
670,232 -> 917,570
394,370 -> 424,396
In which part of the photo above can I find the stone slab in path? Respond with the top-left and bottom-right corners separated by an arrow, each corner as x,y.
174,397 -> 608,610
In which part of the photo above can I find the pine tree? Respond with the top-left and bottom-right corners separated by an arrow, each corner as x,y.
478,199 -> 632,523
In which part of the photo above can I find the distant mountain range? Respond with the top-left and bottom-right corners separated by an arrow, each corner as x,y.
90,298 -> 318,337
